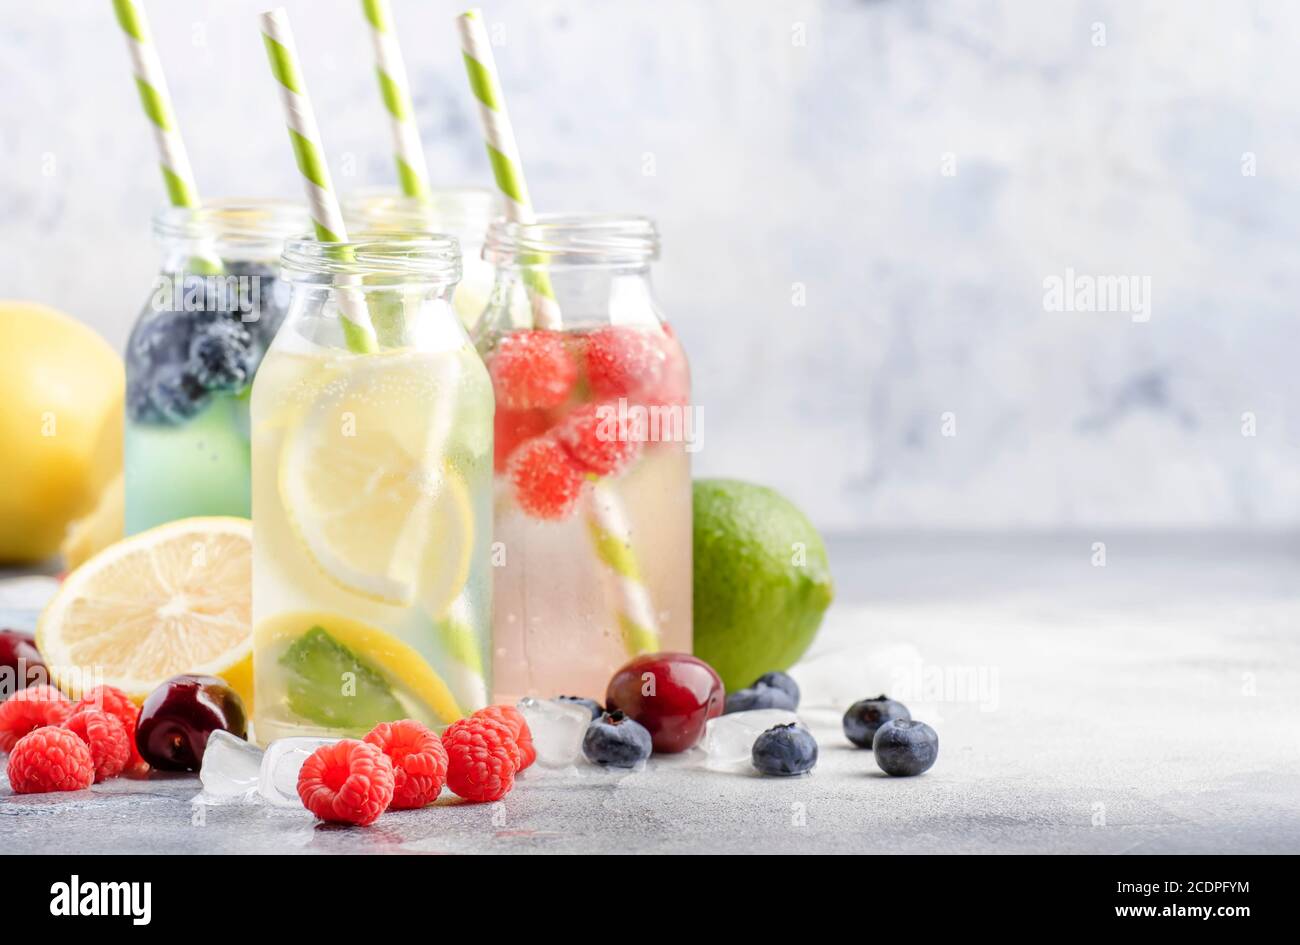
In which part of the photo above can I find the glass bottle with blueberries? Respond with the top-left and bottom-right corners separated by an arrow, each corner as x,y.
124,200 -> 308,534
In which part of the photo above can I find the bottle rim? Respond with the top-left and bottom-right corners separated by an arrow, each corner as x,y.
484,213 -> 659,268
151,198 -> 309,245
342,187 -> 503,236
280,233 -> 463,285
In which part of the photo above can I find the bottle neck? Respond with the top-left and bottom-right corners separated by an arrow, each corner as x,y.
152,200 -> 308,273
480,213 -> 662,332
484,264 -> 661,332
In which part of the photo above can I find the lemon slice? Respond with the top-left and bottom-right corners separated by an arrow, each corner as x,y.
36,516 -> 253,704
278,351 -> 473,614
256,611 -> 464,726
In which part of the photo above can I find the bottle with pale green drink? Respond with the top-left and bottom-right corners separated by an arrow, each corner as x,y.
124,200 -> 307,534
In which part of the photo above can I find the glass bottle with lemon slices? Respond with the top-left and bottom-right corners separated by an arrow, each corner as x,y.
341,188 -> 501,331
250,235 -> 493,743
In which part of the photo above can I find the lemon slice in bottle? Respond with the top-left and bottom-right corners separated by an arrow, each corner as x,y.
36,516 -> 253,704
278,350 -> 473,614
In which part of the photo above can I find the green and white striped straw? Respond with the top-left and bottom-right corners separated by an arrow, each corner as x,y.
438,593 -> 489,711
259,7 -> 377,353
112,0 -> 221,274
456,7 -> 660,656
587,480 -> 662,655
112,0 -> 200,208
360,0 -> 431,199
456,7 -> 559,328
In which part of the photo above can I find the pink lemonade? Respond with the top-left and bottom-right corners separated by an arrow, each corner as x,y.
476,216 -> 693,702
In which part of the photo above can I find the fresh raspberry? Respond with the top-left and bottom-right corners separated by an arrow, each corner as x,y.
494,407 -> 554,472
7,725 -> 95,794
556,402 -> 642,476
639,327 -> 690,411
442,716 -> 517,803
584,326 -> 666,399
297,739 -> 395,826
489,330 -> 577,410
0,684 -> 71,753
62,709 -> 130,782
363,720 -> 448,810
474,705 -> 536,770
70,685 -> 147,777
509,436 -> 587,520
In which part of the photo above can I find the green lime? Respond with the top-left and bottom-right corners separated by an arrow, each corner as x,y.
280,625 -> 405,730
692,479 -> 834,691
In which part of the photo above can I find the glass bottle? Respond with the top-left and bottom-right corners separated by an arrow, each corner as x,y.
342,188 -> 501,330
251,234 -> 493,742
475,214 -> 693,702
124,199 -> 307,534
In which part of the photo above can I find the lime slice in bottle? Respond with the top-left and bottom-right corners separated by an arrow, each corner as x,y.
261,612 -> 465,728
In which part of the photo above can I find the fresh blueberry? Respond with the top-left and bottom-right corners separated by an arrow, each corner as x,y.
582,710 -> 652,768
842,694 -> 911,748
724,684 -> 796,714
752,671 -> 800,707
751,723 -> 818,777
188,320 -> 253,391
223,261 -> 288,343
169,271 -> 227,318
555,695 -> 603,720
872,719 -> 938,776
144,365 -> 208,423
128,307 -> 202,368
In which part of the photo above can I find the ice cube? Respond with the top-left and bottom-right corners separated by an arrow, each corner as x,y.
517,697 -> 592,768
258,737 -> 334,807
198,730 -> 263,800
791,643 -> 924,709
699,709 -> 799,771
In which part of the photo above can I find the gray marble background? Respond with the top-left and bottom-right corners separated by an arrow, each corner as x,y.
2,0 -> 1297,531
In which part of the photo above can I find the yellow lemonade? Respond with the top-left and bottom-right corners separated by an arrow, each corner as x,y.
251,236 -> 493,742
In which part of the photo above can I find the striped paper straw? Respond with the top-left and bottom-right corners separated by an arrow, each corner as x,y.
456,7 -> 660,656
360,0 -> 431,199
112,0 -> 221,274
439,593 -> 490,711
112,0 -> 200,207
587,481 -> 662,654
456,7 -> 560,327
259,8 -> 377,353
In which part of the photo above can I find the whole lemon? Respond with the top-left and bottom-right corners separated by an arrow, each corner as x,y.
0,301 -> 123,563
692,479 -> 834,691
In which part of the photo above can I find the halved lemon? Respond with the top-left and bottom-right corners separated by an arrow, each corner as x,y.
36,516 -> 252,704
278,351 -> 473,614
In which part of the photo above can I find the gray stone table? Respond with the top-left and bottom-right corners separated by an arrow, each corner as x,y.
3,533 -> 1298,854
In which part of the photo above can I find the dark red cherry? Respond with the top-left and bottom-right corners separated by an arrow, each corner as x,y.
135,674 -> 247,771
605,652 -> 724,753
0,628 -> 47,695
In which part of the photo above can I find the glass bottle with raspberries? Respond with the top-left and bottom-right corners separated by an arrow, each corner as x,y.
124,200 -> 307,534
475,214 -> 693,703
